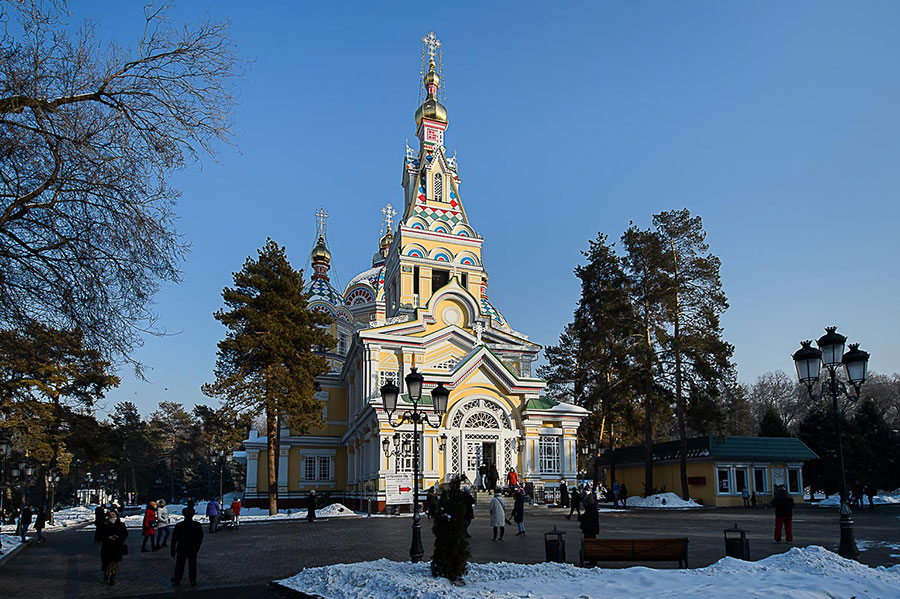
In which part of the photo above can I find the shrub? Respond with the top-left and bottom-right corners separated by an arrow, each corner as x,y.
430,477 -> 470,583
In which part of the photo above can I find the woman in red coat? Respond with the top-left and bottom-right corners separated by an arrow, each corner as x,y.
141,500 -> 158,552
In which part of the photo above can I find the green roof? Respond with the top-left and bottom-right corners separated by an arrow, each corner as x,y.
400,393 -> 432,406
525,397 -> 559,410
599,436 -> 818,466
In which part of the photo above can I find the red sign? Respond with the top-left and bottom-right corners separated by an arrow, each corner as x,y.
399,486 -> 411,493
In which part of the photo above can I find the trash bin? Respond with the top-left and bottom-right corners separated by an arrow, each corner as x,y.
545,527 -> 567,563
724,523 -> 750,560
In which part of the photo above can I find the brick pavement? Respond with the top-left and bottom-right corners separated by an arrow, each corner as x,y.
1,499 -> 898,598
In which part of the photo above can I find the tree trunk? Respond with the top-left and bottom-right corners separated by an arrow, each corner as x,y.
671,241 -> 689,500
643,313 -> 654,496
266,400 -> 278,515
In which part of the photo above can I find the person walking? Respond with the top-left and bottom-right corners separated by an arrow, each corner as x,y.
426,486 -> 438,519
141,501 -> 158,552
741,486 -> 751,508
580,493 -> 600,540
99,509 -> 128,586
230,497 -> 242,529
560,480 -> 569,509
34,506 -> 48,544
507,468 -> 518,488
307,490 -> 317,522
206,497 -> 221,533
170,507 -> 204,587
94,504 -> 106,542
476,463 -> 487,493
513,489 -> 526,535
488,464 -> 500,493
19,505 -> 32,543
619,483 -> 628,508
566,486 -> 582,520
489,489 -> 506,541
772,485 -> 795,544
155,499 -> 171,549
463,486 -> 475,537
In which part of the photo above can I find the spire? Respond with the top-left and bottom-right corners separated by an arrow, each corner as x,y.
311,207 -> 331,280
415,32 -> 447,128
373,203 -> 397,267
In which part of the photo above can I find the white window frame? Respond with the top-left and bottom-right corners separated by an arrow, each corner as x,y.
753,466 -> 769,494
434,172 -> 443,202
302,456 -> 318,482
338,332 -> 348,355
395,432 -> 419,473
734,466 -> 750,495
716,467 -> 732,495
379,370 -> 400,392
539,436 -> 561,474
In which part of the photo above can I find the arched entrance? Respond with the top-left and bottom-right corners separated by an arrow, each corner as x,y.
445,397 -> 518,485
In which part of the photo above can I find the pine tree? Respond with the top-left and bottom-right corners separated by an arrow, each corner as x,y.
203,239 -> 333,514
758,407 -> 790,437
653,209 -> 733,500
430,478 -> 470,583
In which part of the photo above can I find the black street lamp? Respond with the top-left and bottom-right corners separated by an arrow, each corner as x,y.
792,326 -> 870,560
210,450 -> 232,500
0,437 -> 11,521
380,368 -> 449,563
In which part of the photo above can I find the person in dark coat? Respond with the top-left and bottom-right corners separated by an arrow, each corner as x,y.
170,507 -> 203,587
463,486 -> 475,537
513,489 -> 526,535
579,493 -> 600,539
566,486 -> 582,519
94,504 -> 106,542
19,505 -> 32,543
619,483 -> 628,508
772,484 -> 795,543
99,509 -> 128,585
426,487 -> 438,519
307,490 -> 317,522
560,480 -> 569,509
488,464 -> 500,492
34,507 -> 48,544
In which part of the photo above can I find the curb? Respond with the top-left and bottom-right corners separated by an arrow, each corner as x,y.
0,539 -> 27,566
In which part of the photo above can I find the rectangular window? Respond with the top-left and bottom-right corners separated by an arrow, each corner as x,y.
379,370 -> 400,392
432,269 -> 449,292
318,456 -> 331,481
717,468 -> 731,494
396,432 -> 417,473
338,333 -> 348,355
460,273 -> 468,288
735,468 -> 749,494
787,468 -> 801,495
303,456 -> 317,481
414,266 -> 420,295
753,468 -> 768,494
539,436 -> 561,474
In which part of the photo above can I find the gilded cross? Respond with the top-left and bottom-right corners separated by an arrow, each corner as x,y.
381,203 -> 397,236
315,207 -> 329,239
422,31 -> 441,62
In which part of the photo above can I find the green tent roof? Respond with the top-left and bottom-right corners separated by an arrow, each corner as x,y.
525,397 -> 558,410
599,436 -> 818,466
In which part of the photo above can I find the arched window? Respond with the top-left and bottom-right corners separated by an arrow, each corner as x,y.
433,172 -> 443,202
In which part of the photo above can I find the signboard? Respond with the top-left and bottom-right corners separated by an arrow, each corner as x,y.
771,467 -> 786,488
385,473 -> 413,505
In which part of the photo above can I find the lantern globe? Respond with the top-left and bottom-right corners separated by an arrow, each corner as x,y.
431,383 -> 450,414
405,368 -> 424,401
842,343 -> 870,385
817,326 -> 847,368
380,380 -> 400,414
792,340 -> 822,384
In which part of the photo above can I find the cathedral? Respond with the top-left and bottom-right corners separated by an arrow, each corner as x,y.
242,33 -> 587,510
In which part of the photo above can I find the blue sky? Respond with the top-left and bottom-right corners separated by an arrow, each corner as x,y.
69,2 -> 900,416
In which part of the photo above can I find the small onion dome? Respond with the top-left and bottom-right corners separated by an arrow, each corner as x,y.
380,229 -> 393,253
415,60 -> 448,126
311,235 -> 331,263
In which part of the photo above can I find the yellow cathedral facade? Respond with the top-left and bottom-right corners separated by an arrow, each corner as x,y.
242,33 -> 588,510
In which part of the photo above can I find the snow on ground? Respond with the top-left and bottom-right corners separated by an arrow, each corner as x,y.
815,491 -> 900,507
623,492 -> 702,509
1,533 -> 22,556
276,546 -> 900,599
117,501 -> 361,529
0,505 -> 96,535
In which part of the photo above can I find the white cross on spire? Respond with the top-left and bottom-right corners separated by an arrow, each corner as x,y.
315,207 -> 329,239
422,31 -> 441,62
381,203 -> 397,236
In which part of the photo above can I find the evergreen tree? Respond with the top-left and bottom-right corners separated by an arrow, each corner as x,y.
758,407 -> 790,437
203,239 -> 333,514
430,478 -> 470,583
653,209 -> 733,500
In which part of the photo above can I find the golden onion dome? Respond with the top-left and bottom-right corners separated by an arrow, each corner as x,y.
311,235 -> 331,263
380,229 -> 393,250
415,60 -> 448,126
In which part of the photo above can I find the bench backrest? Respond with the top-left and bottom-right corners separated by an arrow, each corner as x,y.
584,538 -> 688,558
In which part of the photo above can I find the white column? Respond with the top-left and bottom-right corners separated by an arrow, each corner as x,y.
246,451 -> 259,493
277,447 -> 289,493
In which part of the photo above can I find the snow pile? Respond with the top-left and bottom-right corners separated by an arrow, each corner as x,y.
625,492 -> 702,509
118,501 -> 361,528
276,546 -> 900,599
815,491 -> 900,507
1,533 -> 22,556
0,505 -> 97,535
317,503 -> 356,518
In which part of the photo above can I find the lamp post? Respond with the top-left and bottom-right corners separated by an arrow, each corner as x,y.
0,437 -> 11,522
380,368 -> 449,563
210,450 -> 232,500
792,326 -> 870,560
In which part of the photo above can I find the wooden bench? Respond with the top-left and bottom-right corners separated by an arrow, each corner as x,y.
580,537 -> 689,568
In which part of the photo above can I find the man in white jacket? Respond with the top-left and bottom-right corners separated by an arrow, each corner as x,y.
489,489 -> 506,541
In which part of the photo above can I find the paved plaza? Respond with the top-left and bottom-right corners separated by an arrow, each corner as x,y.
1,500 -> 898,598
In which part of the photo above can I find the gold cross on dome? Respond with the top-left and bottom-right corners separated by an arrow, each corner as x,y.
381,203 -> 397,236
315,207 -> 329,239
422,32 -> 441,62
